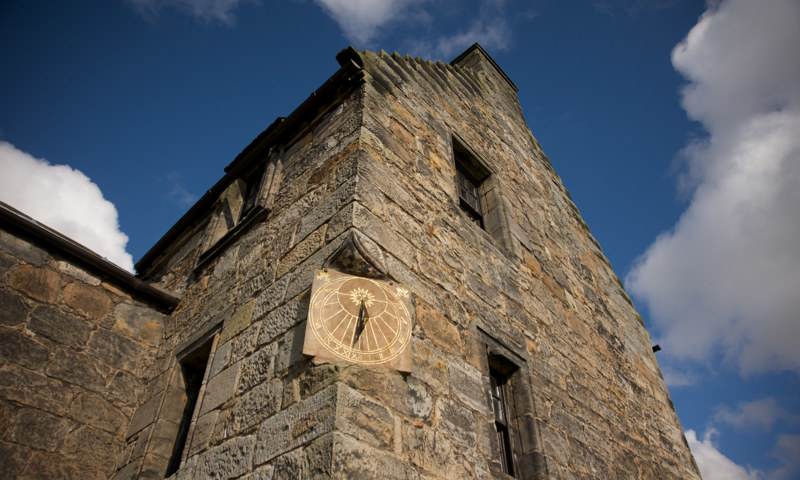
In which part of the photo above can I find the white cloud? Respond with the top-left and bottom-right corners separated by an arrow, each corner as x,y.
592,0 -> 682,17
164,171 -> 198,209
312,0 -> 514,58
0,141 -> 135,272
626,0 -> 800,375
127,0 -> 256,25
313,0 -> 424,45
414,13 -> 510,60
770,434 -> 800,480
660,366 -> 698,387
687,428 -> 800,480
715,398 -> 800,432
686,429 -> 763,480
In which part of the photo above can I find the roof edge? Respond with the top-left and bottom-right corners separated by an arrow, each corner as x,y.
135,48 -> 365,275
0,202 -> 180,312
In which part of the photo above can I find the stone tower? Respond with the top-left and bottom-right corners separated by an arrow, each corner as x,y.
0,44 -> 701,479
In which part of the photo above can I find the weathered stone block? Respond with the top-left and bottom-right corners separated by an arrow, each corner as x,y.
213,243 -> 238,280
282,232 -> 349,302
253,383 -> 338,466
145,418 -> 181,464
325,202 -> 355,243
272,447 -> 303,480
231,321 -> 259,365
238,343 -> 277,394
0,251 -> 14,277
6,265 -> 60,303
106,370 -> 145,408
0,365 -> 72,414
113,302 -> 164,346
437,397 -> 477,446
60,424 -> 123,475
28,305 -> 91,348
414,297 -> 462,351
57,260 -> 101,285
296,175 -> 357,243
87,328 -> 144,374
407,376 -> 433,419
449,359 -> 489,414
253,276 -> 289,322
47,347 -> 110,392
275,324 -> 306,373
11,408 -> 74,451
538,423 -> 570,467
339,366 -> 409,418
0,327 -> 50,369
229,379 -> 282,434
207,339 -> 232,379
0,230 -> 48,266
195,434 -> 256,480
276,226 -> 326,278
241,271 -> 273,299
187,410 -> 219,456
63,282 -> 113,320
411,339 -> 449,393
68,392 -> 128,435
137,450 -> 171,479
335,386 -> 395,449
0,442 -> 30,479
19,450 -> 105,480
257,293 -> 308,346
0,288 -> 29,326
244,464 -> 275,480
199,361 -> 240,415
127,394 -> 162,437
331,433 -> 411,480
303,433 -> 334,480
220,299 -> 256,345
403,423 -> 472,479
111,458 -> 142,480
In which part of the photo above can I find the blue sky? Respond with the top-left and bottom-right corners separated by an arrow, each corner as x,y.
1,1 -> 799,478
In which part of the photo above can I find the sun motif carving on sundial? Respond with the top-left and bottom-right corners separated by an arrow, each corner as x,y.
349,287 -> 375,307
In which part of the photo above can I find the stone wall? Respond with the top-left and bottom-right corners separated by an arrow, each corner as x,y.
109,44 -> 700,480
347,47 -> 700,479
0,220 -> 169,479
120,81 -> 373,478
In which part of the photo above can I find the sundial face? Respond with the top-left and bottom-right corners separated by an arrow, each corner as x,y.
302,269 -> 412,371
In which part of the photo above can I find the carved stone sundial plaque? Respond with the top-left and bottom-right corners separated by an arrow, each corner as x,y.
303,269 -> 412,372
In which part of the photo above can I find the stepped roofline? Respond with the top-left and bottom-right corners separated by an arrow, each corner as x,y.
451,43 -> 518,93
136,43 -> 517,275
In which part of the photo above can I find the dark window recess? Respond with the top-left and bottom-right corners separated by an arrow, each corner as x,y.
491,368 -> 516,477
457,167 -> 484,228
165,339 -> 213,476
239,166 -> 264,220
452,137 -> 490,230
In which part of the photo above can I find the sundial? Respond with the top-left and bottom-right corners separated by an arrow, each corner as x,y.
302,269 -> 412,372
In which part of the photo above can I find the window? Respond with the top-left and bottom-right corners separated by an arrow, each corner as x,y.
491,367 -> 515,477
450,135 -> 523,258
479,327 -> 547,479
165,336 -> 215,476
198,157 -> 282,267
238,164 -> 265,221
457,166 -> 484,227
488,354 -> 521,477
453,137 -> 491,229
